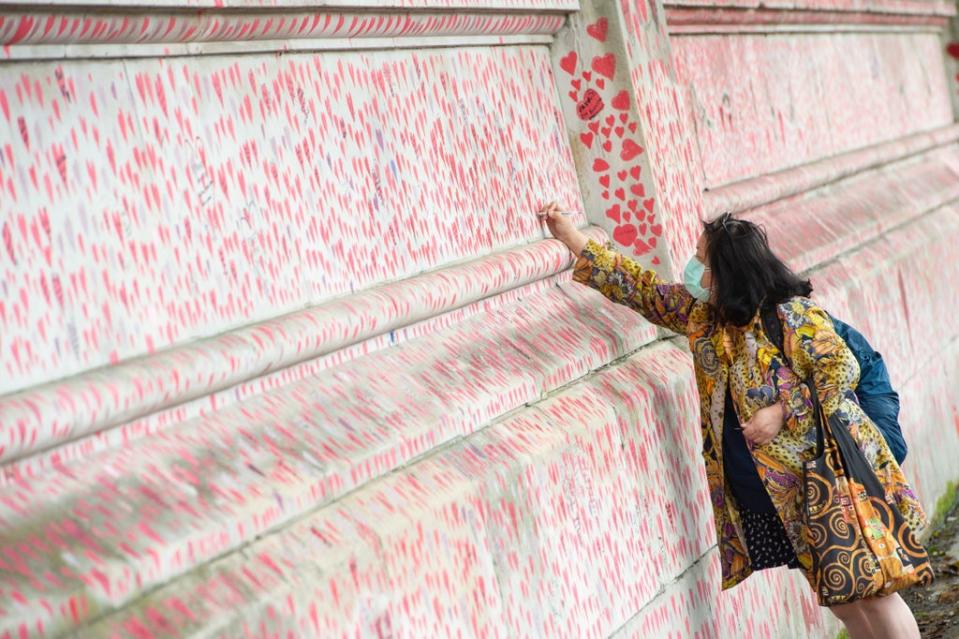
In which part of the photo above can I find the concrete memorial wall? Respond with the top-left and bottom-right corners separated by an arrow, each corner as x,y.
1,0 -> 957,636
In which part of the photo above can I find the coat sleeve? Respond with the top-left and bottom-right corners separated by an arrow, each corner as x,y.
780,300 -> 861,420
571,237 -> 700,336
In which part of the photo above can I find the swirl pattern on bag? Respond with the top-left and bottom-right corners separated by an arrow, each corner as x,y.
803,408 -> 934,606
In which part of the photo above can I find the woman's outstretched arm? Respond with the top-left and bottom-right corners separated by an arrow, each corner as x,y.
538,202 -> 699,336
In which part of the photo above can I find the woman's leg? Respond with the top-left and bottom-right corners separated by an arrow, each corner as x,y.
828,593 -> 920,639
829,601 -> 875,639
858,593 -> 920,639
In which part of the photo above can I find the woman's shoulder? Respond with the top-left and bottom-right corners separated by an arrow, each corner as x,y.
777,296 -> 830,330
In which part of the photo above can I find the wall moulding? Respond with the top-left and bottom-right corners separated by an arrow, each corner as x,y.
0,33 -> 557,60
666,8 -> 948,33
703,123 -> 959,218
665,0 -> 953,32
663,0 -> 954,17
0,0 -> 579,9
0,227 -> 603,468
0,8 -> 569,58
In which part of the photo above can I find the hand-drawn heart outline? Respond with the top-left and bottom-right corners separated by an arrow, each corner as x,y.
591,54 -> 616,80
560,52 -> 578,75
586,17 -> 608,42
621,139 -> 644,161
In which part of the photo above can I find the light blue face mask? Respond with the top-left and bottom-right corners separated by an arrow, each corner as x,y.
683,255 -> 711,302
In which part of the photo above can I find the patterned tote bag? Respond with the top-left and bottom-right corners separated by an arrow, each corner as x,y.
802,383 -> 934,605
762,305 -> 934,606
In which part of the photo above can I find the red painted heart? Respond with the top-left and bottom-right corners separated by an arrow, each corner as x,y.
633,238 -> 651,255
605,114 -> 615,126
602,140 -> 613,152
588,121 -> 601,133
560,51 -> 578,75
628,122 -> 638,133
614,126 -> 624,138
613,223 -> 637,246
617,170 -> 627,181
602,190 -> 610,200
624,210 -> 631,222
17,117 -> 29,148
599,174 -> 610,187
630,165 -> 642,179
651,223 -> 663,236
615,187 -> 626,200
601,127 -> 612,138
586,17 -> 608,42
576,89 -> 605,120
652,256 -> 660,265
596,78 -> 605,89
649,237 -> 657,247
627,199 -> 638,211
639,223 -> 647,235
593,158 -> 610,172
611,91 -> 630,110
643,198 -> 655,212
621,139 -> 644,161
591,53 -> 616,80
583,71 -> 592,81
580,132 -> 594,148
571,79 -> 582,90
605,204 -> 621,223
619,113 -> 628,123
568,91 -> 578,101
630,183 -> 645,196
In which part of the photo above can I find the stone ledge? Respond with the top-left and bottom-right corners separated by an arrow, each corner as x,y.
664,0 -> 954,18
0,227 -> 603,469
47,341 -> 708,638
704,125 -> 959,218
743,144 -> 959,276
0,280 -> 659,636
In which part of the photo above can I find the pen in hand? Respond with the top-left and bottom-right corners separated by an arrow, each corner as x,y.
537,201 -> 589,256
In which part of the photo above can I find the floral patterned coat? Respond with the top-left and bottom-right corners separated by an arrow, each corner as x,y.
572,238 -> 928,591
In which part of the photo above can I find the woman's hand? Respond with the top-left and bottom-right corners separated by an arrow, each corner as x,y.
741,401 -> 786,446
537,201 -> 588,256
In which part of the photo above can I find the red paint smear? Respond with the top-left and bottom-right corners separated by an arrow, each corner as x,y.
41,15 -> 56,36
106,140 -> 116,174
154,75 -> 167,116
168,596 -> 195,622
9,16 -> 34,45
122,617 -> 155,639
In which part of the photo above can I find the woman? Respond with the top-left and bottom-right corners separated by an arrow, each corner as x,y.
537,203 -> 928,639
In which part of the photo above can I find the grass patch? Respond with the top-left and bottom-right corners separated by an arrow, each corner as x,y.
930,480 -> 958,528
923,480 -> 959,550
835,630 -> 850,639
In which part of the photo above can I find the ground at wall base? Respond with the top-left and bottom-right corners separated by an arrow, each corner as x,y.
900,481 -> 959,638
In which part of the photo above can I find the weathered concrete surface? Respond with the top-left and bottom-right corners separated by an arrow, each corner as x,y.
0,227 -> 608,472
1,0 -> 958,637
674,31 -> 953,187
0,44 -> 583,394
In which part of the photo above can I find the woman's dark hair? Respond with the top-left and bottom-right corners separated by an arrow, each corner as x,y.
703,212 -> 812,326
